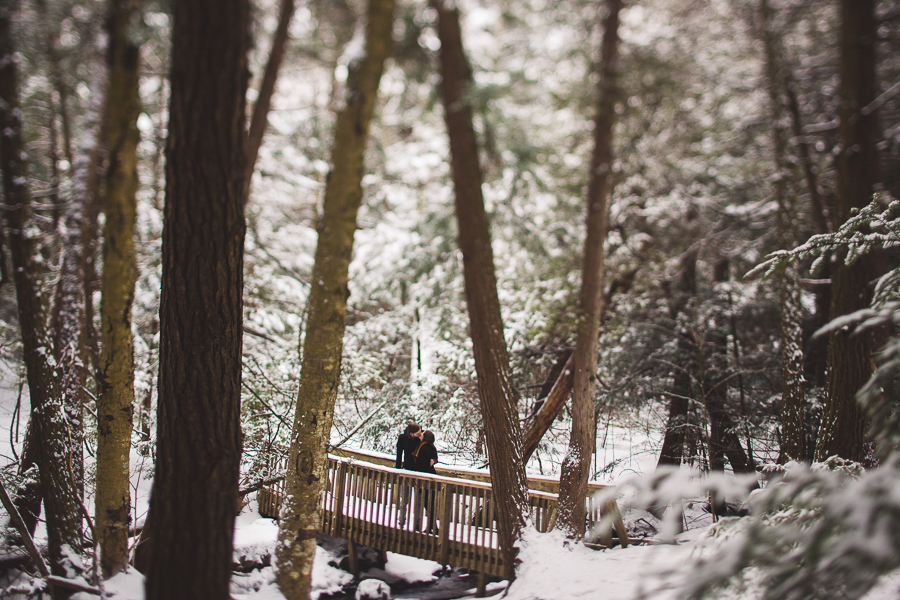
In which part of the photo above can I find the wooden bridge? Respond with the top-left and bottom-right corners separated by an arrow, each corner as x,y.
258,448 -> 630,581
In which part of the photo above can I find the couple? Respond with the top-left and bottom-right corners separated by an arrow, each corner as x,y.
394,422 -> 438,533
395,421 -> 438,475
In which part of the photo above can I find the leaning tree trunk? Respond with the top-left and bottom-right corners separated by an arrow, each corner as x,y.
244,0 -> 295,203
0,3 -> 84,591
432,0 -> 531,579
759,0 -> 806,463
95,0 -> 140,579
815,0 -> 881,463
144,0 -> 250,598
274,1 -> 395,598
557,0 -> 622,541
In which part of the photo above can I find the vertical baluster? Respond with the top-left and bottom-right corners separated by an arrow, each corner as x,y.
466,488 -> 474,570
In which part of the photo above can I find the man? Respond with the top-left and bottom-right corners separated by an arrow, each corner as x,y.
395,422 -> 423,470
395,422 -> 422,527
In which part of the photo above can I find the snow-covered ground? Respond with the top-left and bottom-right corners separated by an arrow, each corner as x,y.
3,365 -> 900,600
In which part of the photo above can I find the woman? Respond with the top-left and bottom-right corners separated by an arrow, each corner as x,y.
412,430 -> 438,474
412,430 -> 438,533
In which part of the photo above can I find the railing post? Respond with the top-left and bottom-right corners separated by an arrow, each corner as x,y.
438,483 -> 452,568
333,462 -> 348,537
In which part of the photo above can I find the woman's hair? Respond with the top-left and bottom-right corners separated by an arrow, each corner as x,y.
414,430 -> 435,457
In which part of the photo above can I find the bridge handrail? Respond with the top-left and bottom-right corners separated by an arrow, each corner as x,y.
329,446 -> 612,495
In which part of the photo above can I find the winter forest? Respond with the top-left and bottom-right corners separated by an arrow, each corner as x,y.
1,0 -> 900,598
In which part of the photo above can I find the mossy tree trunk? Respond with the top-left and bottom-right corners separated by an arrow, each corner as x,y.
144,0 -> 250,597
275,1 -> 395,598
95,0 -> 141,579
557,0 -> 622,541
0,2 -> 84,592
431,0 -> 531,579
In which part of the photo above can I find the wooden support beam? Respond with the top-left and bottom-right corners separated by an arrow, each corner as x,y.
346,540 -> 359,579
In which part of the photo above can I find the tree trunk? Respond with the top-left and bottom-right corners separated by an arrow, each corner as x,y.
274,1 -> 395,598
759,0 -> 806,463
144,0 -> 250,597
656,247 -> 698,469
702,260 -> 754,475
557,0 -> 621,541
815,0 -> 880,463
432,0 -> 530,579
244,0 -> 295,202
0,4 -> 84,592
95,0 -> 140,579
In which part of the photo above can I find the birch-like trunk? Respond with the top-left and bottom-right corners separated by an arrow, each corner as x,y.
95,0 -> 140,578
431,0 -> 531,578
557,0 -> 622,540
275,2 -> 395,597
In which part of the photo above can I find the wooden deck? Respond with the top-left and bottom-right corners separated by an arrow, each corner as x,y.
258,450 -> 629,579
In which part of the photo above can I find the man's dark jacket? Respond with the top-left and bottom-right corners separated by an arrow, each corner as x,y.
395,432 -> 419,469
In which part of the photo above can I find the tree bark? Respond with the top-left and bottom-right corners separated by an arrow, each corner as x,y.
244,0 -> 295,202
703,261 -> 753,475
0,3 -> 84,593
815,0 -> 881,463
95,0 -> 140,579
557,0 -> 621,541
656,247 -> 698,469
274,1 -> 395,598
759,0 -> 806,463
432,0 -> 530,579
144,0 -> 250,597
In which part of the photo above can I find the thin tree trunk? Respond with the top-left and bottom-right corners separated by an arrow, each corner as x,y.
815,0 -> 881,463
95,0 -> 140,579
0,4 -> 84,592
144,0 -> 250,597
557,0 -> 621,541
656,247 -> 698,469
244,0 -> 295,202
274,1 -> 395,598
760,0 -> 806,463
432,0 -> 530,579
702,259 -> 754,474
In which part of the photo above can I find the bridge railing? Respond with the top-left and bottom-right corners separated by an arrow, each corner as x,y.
257,451 -> 628,577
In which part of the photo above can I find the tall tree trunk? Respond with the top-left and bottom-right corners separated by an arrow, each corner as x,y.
244,0 -> 295,202
274,1 -> 395,598
0,3 -> 84,592
815,0 -> 881,463
557,0 -> 621,541
144,0 -> 250,597
95,0 -> 140,579
656,247 -> 697,468
432,0 -> 530,579
759,0 -> 806,463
